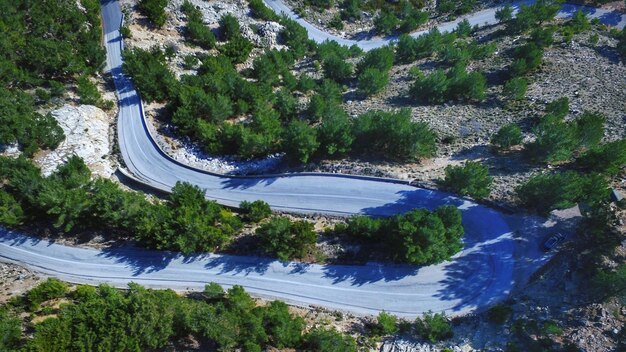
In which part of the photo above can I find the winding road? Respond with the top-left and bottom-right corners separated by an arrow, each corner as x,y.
0,0 -> 619,316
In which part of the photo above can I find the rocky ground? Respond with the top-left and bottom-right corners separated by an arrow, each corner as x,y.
0,263 -> 42,304
34,105 -> 117,178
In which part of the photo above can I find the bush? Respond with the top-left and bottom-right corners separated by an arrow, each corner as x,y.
374,10 -> 399,35
343,215 -> 382,240
239,200 -> 272,222
282,120 -> 320,164
414,312 -> 453,343
138,0 -> 168,27
456,19 -> 472,38
577,139 -> 626,176
509,43 -> 544,77
220,35 -> 253,64
0,308 -> 21,351
123,47 -> 175,102
76,75 -> 104,107
219,14 -> 240,41
0,191 -> 24,226
249,0 -> 279,21
569,10 -> 590,33
410,64 -> 486,104
495,5 -> 513,23
526,115 -> 576,163
352,109 -> 437,162
357,46 -> 394,75
491,124 -> 523,150
442,161 -> 493,199
27,278 -> 68,310
357,68 -> 389,96
256,217 -> 317,260
503,77 -> 528,100
322,55 -> 353,83
303,327 -> 358,352
507,0 -> 560,33
316,109 -> 354,157
487,304 -> 513,324
574,111 -> 605,151
372,311 -> 399,336
516,171 -> 610,214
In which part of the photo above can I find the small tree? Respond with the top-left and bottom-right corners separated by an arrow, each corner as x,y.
372,311 -> 399,336
491,124 -> 523,150
357,68 -> 388,97
574,111 -> 605,151
239,200 -> 272,222
442,161 -> 492,199
256,217 -> 317,260
495,5 -> 513,23
219,14 -> 240,41
374,10 -> 399,35
577,139 -> 626,176
503,77 -> 527,101
27,278 -> 68,310
282,120 -> 320,164
138,0 -> 168,27
219,35 -> 253,64
203,282 -> 225,300
414,312 -> 453,343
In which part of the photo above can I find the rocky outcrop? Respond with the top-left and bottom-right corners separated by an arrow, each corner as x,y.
35,105 -> 116,178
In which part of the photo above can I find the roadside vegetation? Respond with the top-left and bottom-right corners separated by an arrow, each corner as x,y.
0,280 -> 356,351
0,0 -> 106,156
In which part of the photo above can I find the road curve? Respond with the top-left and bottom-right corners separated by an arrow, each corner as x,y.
0,0 -> 580,317
264,0 -> 626,50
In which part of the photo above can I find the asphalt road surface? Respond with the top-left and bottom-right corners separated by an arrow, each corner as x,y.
264,0 -> 626,50
0,0 -> 594,316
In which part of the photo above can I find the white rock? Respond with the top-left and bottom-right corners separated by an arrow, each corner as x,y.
34,105 -> 115,178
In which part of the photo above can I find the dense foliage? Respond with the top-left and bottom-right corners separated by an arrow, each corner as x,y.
516,171 -> 610,214
414,311 -> 454,342
138,0 -> 168,27
442,161 -> 493,199
491,124 -> 523,150
1,282 -> 337,352
339,205 -> 464,265
0,156 -> 243,254
256,217 -> 317,260
410,63 -> 486,104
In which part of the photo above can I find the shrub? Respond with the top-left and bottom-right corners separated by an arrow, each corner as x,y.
503,77 -> 528,100
491,124 -> 523,150
282,120 -> 320,164
248,0 -> 279,21
442,161 -> 493,199
414,312 -> 453,343
0,308 -> 21,351
487,304 -> 513,324
322,55 -> 353,82
456,19 -> 472,38
123,47 -> 175,102
357,46 -> 394,75
569,10 -> 590,33
372,311 -> 399,336
574,111 -> 605,151
256,217 -> 317,260
76,75 -> 103,107
577,139 -> 626,176
343,215 -> 382,240
526,115 -> 576,163
316,110 -> 354,157
352,109 -> 437,161
509,43 -> 544,77
203,282 -> 225,300
374,10 -> 399,35
27,278 -> 68,310
410,64 -> 486,104
303,327 -> 358,352
239,200 -> 272,222
516,171 -> 610,214
219,14 -> 241,41
357,68 -> 389,96
186,20 -> 217,49
0,191 -> 24,226
495,5 -> 513,23
220,35 -> 253,64
138,0 -> 168,27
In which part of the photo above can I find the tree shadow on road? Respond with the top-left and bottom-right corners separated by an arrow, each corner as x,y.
97,245 -> 182,276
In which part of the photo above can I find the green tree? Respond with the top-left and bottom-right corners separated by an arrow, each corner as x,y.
322,55 -> 353,83
219,14 -> 241,40
204,282 -> 225,300
138,0 -> 168,27
123,47 -> 176,102
503,77 -> 528,100
316,110 -> 354,157
352,109 -> 437,161
0,191 -> 24,226
0,308 -> 21,351
220,35 -> 253,64
495,5 -> 513,23
374,10 -> 399,35
577,139 -> 626,176
27,278 -> 68,311
574,111 -> 605,151
256,217 -> 317,260
442,161 -> 493,199
491,124 -> 523,150
303,327 -> 358,352
239,200 -> 272,222
526,115 -> 576,163
282,120 -> 320,164
372,311 -> 399,336
414,312 -> 453,342
569,10 -> 590,33
76,75 -> 103,107
357,68 -> 389,96
262,301 -> 304,348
